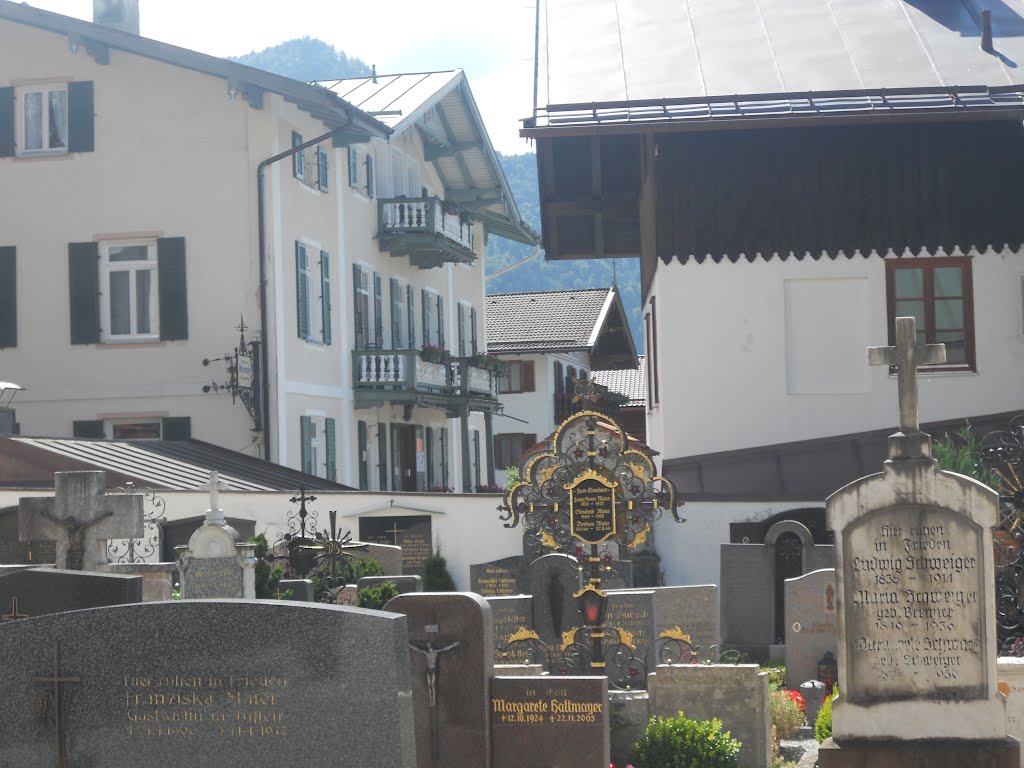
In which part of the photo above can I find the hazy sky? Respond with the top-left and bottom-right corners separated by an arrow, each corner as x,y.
25,0 -> 539,155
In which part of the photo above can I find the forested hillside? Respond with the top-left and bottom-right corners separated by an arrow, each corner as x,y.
489,153 -> 643,352
229,37 -> 373,81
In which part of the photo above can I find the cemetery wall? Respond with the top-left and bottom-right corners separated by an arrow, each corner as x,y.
646,247 -> 1024,462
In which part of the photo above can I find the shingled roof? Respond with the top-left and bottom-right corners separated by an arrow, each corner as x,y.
591,356 -> 646,407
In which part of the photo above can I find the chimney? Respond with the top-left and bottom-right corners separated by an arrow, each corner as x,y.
93,0 -> 140,35
981,9 -> 994,53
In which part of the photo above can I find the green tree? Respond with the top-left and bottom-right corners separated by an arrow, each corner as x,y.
229,37 -> 373,81
250,533 -> 287,599
424,544 -> 456,591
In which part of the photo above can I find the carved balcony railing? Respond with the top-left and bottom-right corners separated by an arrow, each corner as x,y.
352,349 -> 499,413
378,197 -> 476,268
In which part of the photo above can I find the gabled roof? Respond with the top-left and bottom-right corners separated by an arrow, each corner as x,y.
591,356 -> 645,408
318,70 -> 539,245
527,0 -> 1024,132
485,288 -> 637,368
0,437 -> 353,491
0,1 -> 388,140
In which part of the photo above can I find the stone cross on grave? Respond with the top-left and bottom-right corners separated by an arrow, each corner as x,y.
19,471 -> 144,571
201,470 -> 230,527
868,316 -> 946,460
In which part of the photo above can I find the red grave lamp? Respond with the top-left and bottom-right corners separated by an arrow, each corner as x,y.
575,583 -> 609,628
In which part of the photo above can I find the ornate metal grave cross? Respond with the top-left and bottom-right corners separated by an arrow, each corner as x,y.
33,640 -> 79,768
408,638 -> 461,761
869,316 -> 946,459
1,595 -> 28,621
19,472 -> 144,570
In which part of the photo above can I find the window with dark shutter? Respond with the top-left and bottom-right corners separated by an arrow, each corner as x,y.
470,307 -> 478,356
320,251 -> 331,345
162,417 -> 191,441
373,273 -> 383,347
357,420 -> 369,490
296,243 -> 309,340
317,147 -> 329,192
0,247 -> 15,348
407,285 -> 415,349
353,264 -> 366,349
292,132 -> 304,179
457,303 -> 466,357
157,237 -> 188,341
421,289 -> 432,346
73,420 -> 104,439
348,147 -> 359,187
366,154 -> 375,198
67,81 -> 94,153
390,278 -> 401,349
300,415 -> 313,474
437,295 -> 445,349
0,87 -> 14,158
440,428 -> 449,489
426,426 -> 435,488
68,242 -> 100,345
325,417 -> 336,481
377,423 -> 387,490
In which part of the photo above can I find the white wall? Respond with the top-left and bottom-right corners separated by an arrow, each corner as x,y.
646,248 -> 1024,461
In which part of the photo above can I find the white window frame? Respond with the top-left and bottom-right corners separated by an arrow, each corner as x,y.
354,263 -> 375,349
100,239 -> 159,343
17,83 -> 68,156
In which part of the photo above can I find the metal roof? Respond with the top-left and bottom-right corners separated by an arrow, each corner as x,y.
0,1 -> 389,138
0,437 -> 352,491
485,288 -> 615,353
318,71 -> 539,245
591,356 -> 646,407
528,0 -> 1024,131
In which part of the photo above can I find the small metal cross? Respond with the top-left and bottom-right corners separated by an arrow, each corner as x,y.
868,316 -> 945,433
1,595 -> 28,621
33,640 -> 80,768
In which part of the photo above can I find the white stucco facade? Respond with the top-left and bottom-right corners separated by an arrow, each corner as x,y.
0,11 -> 515,494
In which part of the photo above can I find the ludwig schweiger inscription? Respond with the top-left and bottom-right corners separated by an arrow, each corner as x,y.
844,507 -> 985,702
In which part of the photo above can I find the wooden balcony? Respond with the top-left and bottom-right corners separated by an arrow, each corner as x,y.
353,349 -> 499,414
377,197 -> 476,269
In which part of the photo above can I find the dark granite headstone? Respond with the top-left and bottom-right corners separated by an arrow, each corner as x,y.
358,575 -> 422,594
470,556 -> 526,596
491,676 -> 610,768
527,553 -> 579,644
0,567 -> 142,621
605,590 -> 657,669
487,595 -> 533,664
385,592 -> 493,768
0,601 -> 415,767
360,516 -> 432,576
0,506 -> 55,564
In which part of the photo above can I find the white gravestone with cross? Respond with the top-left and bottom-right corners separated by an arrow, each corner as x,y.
18,471 -> 144,571
823,317 -> 1010,747
175,471 -> 256,599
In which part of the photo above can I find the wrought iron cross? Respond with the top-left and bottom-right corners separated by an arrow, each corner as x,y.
33,640 -> 79,768
868,316 -> 945,433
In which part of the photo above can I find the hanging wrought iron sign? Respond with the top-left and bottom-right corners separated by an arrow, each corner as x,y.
567,469 -> 617,544
201,316 -> 262,432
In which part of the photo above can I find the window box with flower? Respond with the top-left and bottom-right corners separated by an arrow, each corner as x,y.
420,344 -> 451,364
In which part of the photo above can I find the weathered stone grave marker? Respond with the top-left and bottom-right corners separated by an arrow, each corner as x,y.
18,471 -> 143,571
0,566 -> 142,620
819,317 -> 1018,766
360,515 -> 432,576
784,568 -> 836,720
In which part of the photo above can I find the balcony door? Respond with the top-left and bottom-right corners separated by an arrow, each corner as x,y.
391,423 -> 426,491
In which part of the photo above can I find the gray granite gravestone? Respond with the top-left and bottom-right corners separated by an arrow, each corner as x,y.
278,579 -> 315,601
490,676 -> 610,768
360,516 -> 432,576
358,575 -> 422,594
608,584 -> 719,659
527,553 -> 580,644
385,592 -> 493,768
19,472 -> 144,571
470,555 -> 526,596
350,541 -> 403,575
819,318 -> 1017,767
0,506 -> 56,564
0,601 -> 415,767
784,568 -> 836,720
100,562 -> 177,602
605,590 -> 657,669
487,595 -> 534,663
0,567 -> 142,621
176,472 -> 256,599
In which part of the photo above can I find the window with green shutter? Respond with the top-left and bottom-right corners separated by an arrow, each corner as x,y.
470,307 -> 478,356
73,420 -> 104,439
353,264 -> 369,349
320,251 -> 331,345
67,81 -> 94,154
457,303 -> 466,357
421,289 -> 433,346
407,285 -> 416,349
348,147 -> 359,187
366,154 -> 375,198
162,417 -> 191,441
0,87 -> 14,158
300,415 -> 313,475
325,417 -> 336,481
437,295 -> 445,349
317,147 -> 329,192
68,242 -> 100,345
157,237 -> 188,341
473,430 -> 481,490
377,423 -> 387,490
0,247 -> 15,348
425,426 -> 435,488
440,427 -> 450,489
296,243 -> 309,339
357,420 -> 369,490
373,273 -> 383,347
390,278 -> 402,349
292,132 -> 304,179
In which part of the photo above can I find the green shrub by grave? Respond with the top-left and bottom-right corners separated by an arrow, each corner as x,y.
629,710 -> 741,768
761,662 -> 786,691
357,581 -> 399,610
815,685 -> 838,743
340,556 -> 383,584
769,689 -> 804,740
423,545 -> 456,591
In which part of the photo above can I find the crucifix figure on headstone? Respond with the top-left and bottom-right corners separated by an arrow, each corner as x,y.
408,638 -> 461,761
19,472 -> 144,571
34,639 -> 80,768
868,316 -> 946,459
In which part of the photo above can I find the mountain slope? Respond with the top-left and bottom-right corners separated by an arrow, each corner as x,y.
229,37 -> 373,81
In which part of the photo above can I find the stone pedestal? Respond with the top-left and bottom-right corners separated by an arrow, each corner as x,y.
101,562 -> 176,601
818,737 -> 1020,768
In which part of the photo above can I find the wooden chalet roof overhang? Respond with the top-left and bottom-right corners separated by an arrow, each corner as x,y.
524,0 -> 1024,299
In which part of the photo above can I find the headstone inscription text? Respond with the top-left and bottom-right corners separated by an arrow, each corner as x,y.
360,516 -> 432,576
844,507 -> 984,701
568,476 -> 616,544
473,563 -> 520,596
124,672 -> 289,738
